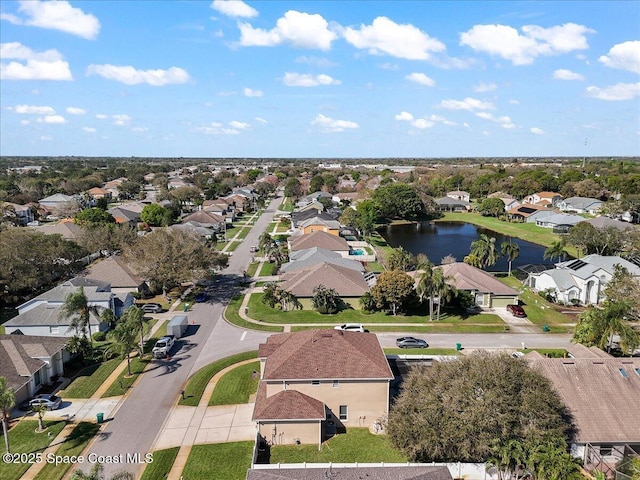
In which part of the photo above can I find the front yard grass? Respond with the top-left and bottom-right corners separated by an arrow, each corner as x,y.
34,422 -> 100,480
258,262 -> 278,276
246,262 -> 259,277
179,351 -> 258,406
292,324 -> 507,333
0,420 -> 65,480
59,358 -> 121,398
224,295 -> 283,332
209,361 -> 260,406
182,441 -> 253,480
270,428 -> 407,464
499,276 -> 574,325
139,447 -> 179,480
279,197 -> 294,212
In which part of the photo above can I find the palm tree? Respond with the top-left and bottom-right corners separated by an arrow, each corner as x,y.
60,286 -> 99,348
119,306 -> 145,355
463,253 -> 483,268
574,302 -> 640,353
500,240 -> 520,276
488,439 -> 527,480
415,260 -> 435,321
470,234 -> 499,268
32,403 -> 48,432
0,376 -> 16,453
528,441 -> 582,480
70,463 -> 134,480
104,319 -> 139,376
543,239 -> 568,263
433,269 -> 455,321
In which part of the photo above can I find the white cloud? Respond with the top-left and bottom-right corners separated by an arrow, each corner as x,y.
66,107 -> 86,115
86,64 -> 190,86
509,99 -> 520,105
586,82 -> 640,101
553,69 -> 584,80
239,10 -> 337,50
194,122 -> 241,135
95,114 -> 108,119
255,117 -> 268,124
0,42 -> 72,80
43,115 -> 66,124
460,22 -> 594,65
598,40 -> 640,74
229,120 -> 250,129
405,72 -> 435,86
14,104 -> 55,114
82,127 -> 96,133
311,114 -> 359,133
243,87 -> 263,97
439,97 -> 494,111
475,112 -> 515,128
412,118 -> 435,129
395,111 -> 414,121
282,72 -> 340,87
112,114 -> 131,126
530,127 -> 545,135
473,82 -> 497,92
343,16 -> 445,60
2,0 -> 100,40
211,0 -> 258,18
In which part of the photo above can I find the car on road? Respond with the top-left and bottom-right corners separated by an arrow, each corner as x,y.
334,323 -> 367,332
140,303 -> 163,313
506,304 -> 526,317
29,394 -> 62,411
395,336 -> 429,349
194,292 -> 207,303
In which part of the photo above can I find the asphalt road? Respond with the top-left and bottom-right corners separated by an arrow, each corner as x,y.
86,197 -> 283,477
376,332 -> 573,350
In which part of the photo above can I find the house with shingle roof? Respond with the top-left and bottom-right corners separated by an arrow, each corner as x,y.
82,255 -> 148,296
297,216 -> 341,236
181,210 -> 225,230
583,217 -> 636,232
558,196 -> 603,215
438,262 -> 519,308
506,204 -> 555,223
107,206 -> 140,226
523,191 -> 563,208
29,221 -> 84,240
252,329 -> 394,447
534,213 -> 585,232
435,196 -> 471,212
290,210 -> 337,229
288,230 -> 350,253
0,334 -> 68,405
283,247 -> 365,273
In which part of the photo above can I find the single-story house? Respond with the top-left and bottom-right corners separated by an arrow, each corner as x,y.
281,247 -> 365,274
0,334 -> 68,405
534,213 -> 585,232
293,199 -> 325,215
107,206 -> 141,226
181,210 -> 226,229
583,217 -> 636,232
29,221 -> 84,241
446,190 -> 470,202
439,262 -> 519,308
506,204 -> 555,223
525,255 -> 640,305
332,192 -> 360,205
435,196 -> 471,212
252,329 -> 394,448
82,255 -> 148,296
170,222 -> 217,239
558,197 -> 603,215
87,187 -> 112,201
288,230 -> 350,254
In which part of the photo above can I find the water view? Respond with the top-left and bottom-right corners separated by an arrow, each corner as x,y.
380,221 -> 550,272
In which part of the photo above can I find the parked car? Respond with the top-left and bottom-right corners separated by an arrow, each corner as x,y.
29,394 -> 62,411
194,292 -> 207,303
334,323 -> 367,333
140,303 -> 163,313
396,336 -> 429,349
506,304 -> 526,317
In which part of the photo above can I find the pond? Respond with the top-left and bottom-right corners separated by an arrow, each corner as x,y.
379,221 -> 550,272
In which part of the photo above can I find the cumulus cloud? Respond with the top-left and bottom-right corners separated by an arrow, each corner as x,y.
66,107 -> 86,115
82,127 -> 96,133
343,16 -> 445,60
43,115 -> 66,124
475,111 -> 515,128
586,82 -> 640,101
1,0 -> 100,40
395,111 -> 454,129
14,104 -> 55,114
194,121 -> 242,135
598,40 -> 640,74
229,120 -> 250,129
112,114 -> 131,126
412,118 -> 435,129
239,10 -> 337,50
460,22 -> 594,65
439,97 -> 494,111
86,64 -> 190,86
243,87 -> 263,97
530,127 -> 545,135
0,42 -> 72,80
311,114 -> 359,133
395,111 -> 414,121
95,114 -> 108,119
282,72 -> 340,87
553,69 -> 584,80
405,72 -> 435,86
210,0 -> 257,18
473,82 -> 497,92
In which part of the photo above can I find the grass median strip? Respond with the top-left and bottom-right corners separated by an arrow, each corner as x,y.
224,295 -> 283,332
209,361 -> 260,406
139,447 -> 179,480
182,442 -> 254,480
179,351 -> 258,406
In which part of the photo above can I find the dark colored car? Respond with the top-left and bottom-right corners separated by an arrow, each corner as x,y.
506,304 -> 526,317
194,292 -> 207,303
396,336 -> 429,349
140,303 -> 163,313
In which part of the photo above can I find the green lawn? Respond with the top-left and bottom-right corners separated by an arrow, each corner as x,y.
0,420 -> 66,480
292,324 -> 507,333
279,198 -> 294,212
59,359 -> 121,398
364,261 -> 385,273
139,447 -> 179,480
246,262 -> 259,277
226,241 -> 241,252
520,348 -> 567,358
179,351 -> 258,406
270,428 -> 407,464
236,227 -> 251,240
258,262 -> 278,276
499,277 -> 575,325
209,361 -> 260,406
182,442 -> 253,480
34,422 -> 101,480
0,325 -> 5,334
224,295 -> 283,332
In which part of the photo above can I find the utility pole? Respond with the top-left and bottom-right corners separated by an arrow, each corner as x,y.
582,138 -> 588,168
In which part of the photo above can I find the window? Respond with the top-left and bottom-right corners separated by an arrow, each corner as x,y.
34,370 -> 41,386
312,380 -> 320,386
333,380 -> 339,388
339,405 -> 348,421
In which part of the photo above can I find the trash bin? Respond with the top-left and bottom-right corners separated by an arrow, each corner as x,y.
96,412 -> 104,423
456,343 -> 462,351
183,303 -> 189,312
542,325 -> 550,332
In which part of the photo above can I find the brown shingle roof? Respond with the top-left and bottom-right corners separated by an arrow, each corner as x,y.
528,357 -> 640,443
182,210 -> 224,225
83,256 -> 144,289
289,231 -> 349,252
279,262 -> 368,297
259,330 -> 393,380
0,335 -> 66,392
252,384 -> 325,421
438,262 -> 518,296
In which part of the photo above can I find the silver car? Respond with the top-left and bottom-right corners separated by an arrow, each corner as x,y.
29,394 -> 62,411
395,336 -> 429,349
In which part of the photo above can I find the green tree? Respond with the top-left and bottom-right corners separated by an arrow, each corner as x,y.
77,224 -> 137,256
75,207 -> 115,226
528,440 -> 582,480
359,292 -> 376,312
284,177 -> 303,200
104,318 -> 139,376
384,246 -> 416,272
487,439 -> 527,480
372,183 -> 426,220
60,286 -> 100,348
0,376 -> 16,453
433,267 -> 455,320
311,285 -> 341,314
32,403 -> 48,432
65,335 -> 92,362
416,260 -> 435,321
140,203 -> 168,227
463,253 -> 483,268
119,305 -> 145,355
70,462 -> 134,480
309,175 -> 324,193
470,234 -> 499,268
477,197 -> 506,217
605,265 -> 640,321
117,180 -> 142,201
500,240 -> 520,276
543,239 -> 568,262
371,270 -> 416,315
573,301 -> 640,353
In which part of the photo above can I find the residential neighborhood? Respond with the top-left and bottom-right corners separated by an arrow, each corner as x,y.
1,157 -> 639,480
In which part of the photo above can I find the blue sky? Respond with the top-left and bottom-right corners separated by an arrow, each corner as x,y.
1,0 -> 638,158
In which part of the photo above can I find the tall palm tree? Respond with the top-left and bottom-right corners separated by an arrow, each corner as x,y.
528,441 -> 582,480
543,239 -> 568,263
60,286 -> 99,348
416,260 -> 435,321
119,306 -> 145,355
433,269 -> 455,321
463,253 -> 483,268
470,234 -> 499,268
104,319 -> 139,376
500,240 -> 520,276
0,376 -> 16,453
32,403 -> 48,432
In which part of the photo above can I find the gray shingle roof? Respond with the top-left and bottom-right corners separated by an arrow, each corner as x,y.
289,231 -> 349,252
438,263 -> 518,296
280,262 -> 369,297
83,256 -> 144,289
282,248 -> 364,273
5,303 -> 103,328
